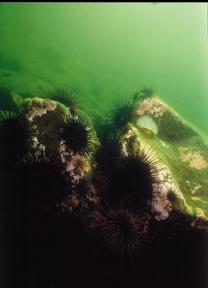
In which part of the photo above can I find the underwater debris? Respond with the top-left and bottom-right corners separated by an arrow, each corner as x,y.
89,207 -> 150,258
179,147 -> 208,170
136,115 -> 158,137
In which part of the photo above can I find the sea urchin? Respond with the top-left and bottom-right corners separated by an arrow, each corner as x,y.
89,207 -> 149,258
60,115 -> 96,156
110,98 -> 137,131
49,88 -> 79,113
105,148 -> 162,212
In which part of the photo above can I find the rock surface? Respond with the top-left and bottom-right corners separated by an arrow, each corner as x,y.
125,96 -> 208,223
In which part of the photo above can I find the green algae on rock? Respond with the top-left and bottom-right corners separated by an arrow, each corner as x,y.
126,96 -> 208,223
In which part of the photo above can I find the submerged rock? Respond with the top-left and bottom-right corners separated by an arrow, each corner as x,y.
126,96 -> 208,223
1,89 -> 208,224
10,94 -> 208,224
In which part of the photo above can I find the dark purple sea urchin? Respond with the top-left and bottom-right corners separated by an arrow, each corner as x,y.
110,97 -> 137,132
90,207 -> 149,258
104,147 -> 162,212
60,114 -> 96,156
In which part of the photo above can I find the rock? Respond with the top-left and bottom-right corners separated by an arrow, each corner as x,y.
126,96 -> 208,218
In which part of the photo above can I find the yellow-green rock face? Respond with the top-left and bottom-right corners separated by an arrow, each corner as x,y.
126,96 -> 208,219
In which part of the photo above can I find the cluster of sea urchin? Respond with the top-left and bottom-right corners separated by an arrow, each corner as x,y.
90,143 -> 161,259
89,102 -> 164,257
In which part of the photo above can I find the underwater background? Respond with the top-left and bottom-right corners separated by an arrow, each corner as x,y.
0,3 -> 207,134
1,3 -> 208,288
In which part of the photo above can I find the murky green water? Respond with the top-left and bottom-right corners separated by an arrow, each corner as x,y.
0,3 -> 207,133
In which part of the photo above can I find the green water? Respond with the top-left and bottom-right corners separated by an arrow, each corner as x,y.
0,3 -> 208,133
